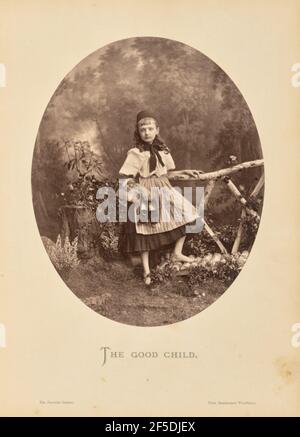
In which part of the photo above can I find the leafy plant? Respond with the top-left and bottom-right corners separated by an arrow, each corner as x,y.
185,222 -> 237,256
98,222 -> 121,260
63,139 -> 103,179
188,255 -> 242,287
61,140 -> 110,210
151,260 -> 175,285
46,234 -> 80,272
187,264 -> 214,286
214,255 -> 242,283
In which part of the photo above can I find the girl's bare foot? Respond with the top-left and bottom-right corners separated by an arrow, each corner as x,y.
171,254 -> 194,263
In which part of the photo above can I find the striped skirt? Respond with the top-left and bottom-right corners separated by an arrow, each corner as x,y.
119,175 -> 199,253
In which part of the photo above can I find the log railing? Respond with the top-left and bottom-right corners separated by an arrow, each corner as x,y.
168,159 -> 264,181
168,159 -> 264,255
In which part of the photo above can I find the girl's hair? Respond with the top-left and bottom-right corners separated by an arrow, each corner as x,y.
132,120 -> 170,154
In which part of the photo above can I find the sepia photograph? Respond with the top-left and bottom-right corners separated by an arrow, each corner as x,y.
31,36 -> 264,326
2,0 -> 300,418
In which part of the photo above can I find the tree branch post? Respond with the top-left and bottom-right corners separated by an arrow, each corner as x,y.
168,159 -> 264,181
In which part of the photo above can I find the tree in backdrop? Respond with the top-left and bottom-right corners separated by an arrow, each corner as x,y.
32,37 -> 263,240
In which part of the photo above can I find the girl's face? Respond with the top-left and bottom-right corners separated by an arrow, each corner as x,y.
138,118 -> 159,144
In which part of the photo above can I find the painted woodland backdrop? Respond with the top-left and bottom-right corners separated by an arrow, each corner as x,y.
32,37 -> 263,248
31,37 -> 264,324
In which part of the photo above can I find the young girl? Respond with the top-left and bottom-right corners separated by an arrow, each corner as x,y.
119,110 -> 199,285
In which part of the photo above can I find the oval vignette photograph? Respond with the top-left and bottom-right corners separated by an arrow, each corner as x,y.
31,36 -> 264,327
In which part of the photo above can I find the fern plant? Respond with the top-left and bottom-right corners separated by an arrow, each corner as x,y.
47,234 -> 80,271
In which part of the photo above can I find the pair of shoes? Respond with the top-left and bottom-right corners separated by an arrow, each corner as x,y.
143,273 -> 151,286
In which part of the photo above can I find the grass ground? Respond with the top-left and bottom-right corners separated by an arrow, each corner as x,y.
61,255 -> 228,326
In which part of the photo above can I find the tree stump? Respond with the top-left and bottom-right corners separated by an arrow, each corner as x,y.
59,205 -> 99,258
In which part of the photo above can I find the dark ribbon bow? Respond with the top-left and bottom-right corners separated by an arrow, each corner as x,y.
142,138 -> 165,173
